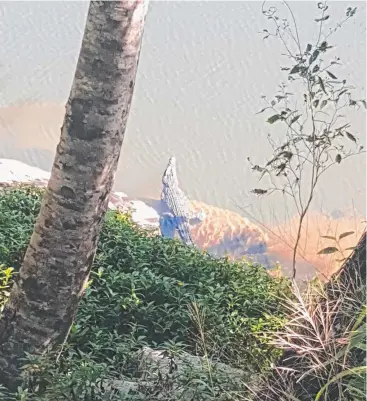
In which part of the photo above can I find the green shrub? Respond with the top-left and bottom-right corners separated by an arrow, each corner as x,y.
0,265 -> 14,314
0,187 -> 290,400
0,185 -> 43,269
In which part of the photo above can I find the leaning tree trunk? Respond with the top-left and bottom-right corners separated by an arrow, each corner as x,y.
0,0 -> 149,390
337,230 -> 366,285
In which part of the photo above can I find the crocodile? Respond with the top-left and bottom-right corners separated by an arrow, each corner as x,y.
159,156 -> 205,246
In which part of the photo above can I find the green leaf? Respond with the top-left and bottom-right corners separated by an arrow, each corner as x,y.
267,115 -> 281,124
279,151 -> 293,159
349,323 -> 367,350
315,366 -> 367,401
337,89 -> 348,99
318,76 -> 327,94
346,7 -> 358,17
320,100 -> 327,109
321,235 -> 336,241
290,115 -> 301,125
346,132 -> 357,143
289,65 -> 301,74
309,50 -> 320,64
351,306 -> 367,332
339,231 -> 354,240
319,41 -> 331,52
335,154 -> 342,164
313,99 -> 319,108
315,15 -> 330,22
312,65 -> 320,73
317,247 -> 339,255
326,70 -> 337,79
251,189 -> 268,195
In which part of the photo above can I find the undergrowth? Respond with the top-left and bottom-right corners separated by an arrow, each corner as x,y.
1,186 -> 364,400
0,186 -> 290,400
252,270 -> 366,401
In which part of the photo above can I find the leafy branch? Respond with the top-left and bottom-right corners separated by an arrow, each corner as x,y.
318,230 -> 356,263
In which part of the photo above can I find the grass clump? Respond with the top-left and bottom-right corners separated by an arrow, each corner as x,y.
252,258 -> 366,401
0,186 -> 290,400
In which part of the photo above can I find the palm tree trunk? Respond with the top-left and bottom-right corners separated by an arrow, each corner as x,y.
0,0 -> 149,390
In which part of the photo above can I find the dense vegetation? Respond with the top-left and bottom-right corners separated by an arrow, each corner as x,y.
0,187 -> 365,400
0,186 -> 290,400
255,269 -> 366,401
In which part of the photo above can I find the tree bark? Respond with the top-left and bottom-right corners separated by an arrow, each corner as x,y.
0,0 -> 149,390
336,230 -> 366,285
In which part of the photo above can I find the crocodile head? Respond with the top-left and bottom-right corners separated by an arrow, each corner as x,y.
162,156 -> 178,186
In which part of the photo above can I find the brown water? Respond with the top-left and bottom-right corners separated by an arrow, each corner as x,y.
0,1 -> 366,275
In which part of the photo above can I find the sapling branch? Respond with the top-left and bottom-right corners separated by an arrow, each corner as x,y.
250,1 -> 365,279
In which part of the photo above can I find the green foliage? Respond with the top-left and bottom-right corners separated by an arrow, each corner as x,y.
0,187 -> 290,400
318,230 -> 358,263
0,265 -> 14,313
82,211 -> 288,366
0,185 -> 43,269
